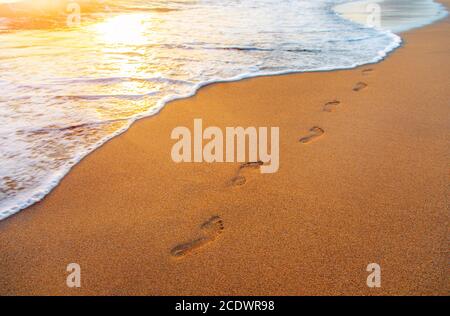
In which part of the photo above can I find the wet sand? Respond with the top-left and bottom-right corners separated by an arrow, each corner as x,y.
0,3 -> 449,295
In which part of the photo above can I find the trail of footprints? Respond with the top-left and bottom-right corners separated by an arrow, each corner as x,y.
170,161 -> 264,259
300,68 -> 371,144
171,68 -> 372,259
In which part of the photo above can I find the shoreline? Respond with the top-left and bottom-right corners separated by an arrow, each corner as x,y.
1,0 -> 448,221
3,0 -> 433,221
1,2 -> 449,295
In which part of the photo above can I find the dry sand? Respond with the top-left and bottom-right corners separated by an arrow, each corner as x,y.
0,3 -> 449,296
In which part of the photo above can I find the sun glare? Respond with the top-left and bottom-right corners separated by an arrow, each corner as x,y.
93,14 -> 149,45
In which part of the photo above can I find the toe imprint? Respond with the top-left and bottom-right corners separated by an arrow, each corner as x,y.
201,215 -> 225,236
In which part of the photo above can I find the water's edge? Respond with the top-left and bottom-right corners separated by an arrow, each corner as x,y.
0,1 -> 448,221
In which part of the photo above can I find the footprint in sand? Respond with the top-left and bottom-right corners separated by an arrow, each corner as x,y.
323,100 -> 340,112
170,216 -> 224,258
231,161 -> 264,186
362,68 -> 374,75
299,126 -> 325,144
353,81 -> 368,92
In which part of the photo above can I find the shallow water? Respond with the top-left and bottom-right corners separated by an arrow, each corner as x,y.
0,0 -> 447,220
335,0 -> 448,32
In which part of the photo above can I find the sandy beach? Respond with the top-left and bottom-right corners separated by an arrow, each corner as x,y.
0,2 -> 449,296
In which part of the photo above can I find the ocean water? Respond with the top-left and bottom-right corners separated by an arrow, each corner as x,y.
335,0 -> 448,33
0,0 -> 447,220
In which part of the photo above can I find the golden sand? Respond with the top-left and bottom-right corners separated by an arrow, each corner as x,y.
0,4 -> 449,295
